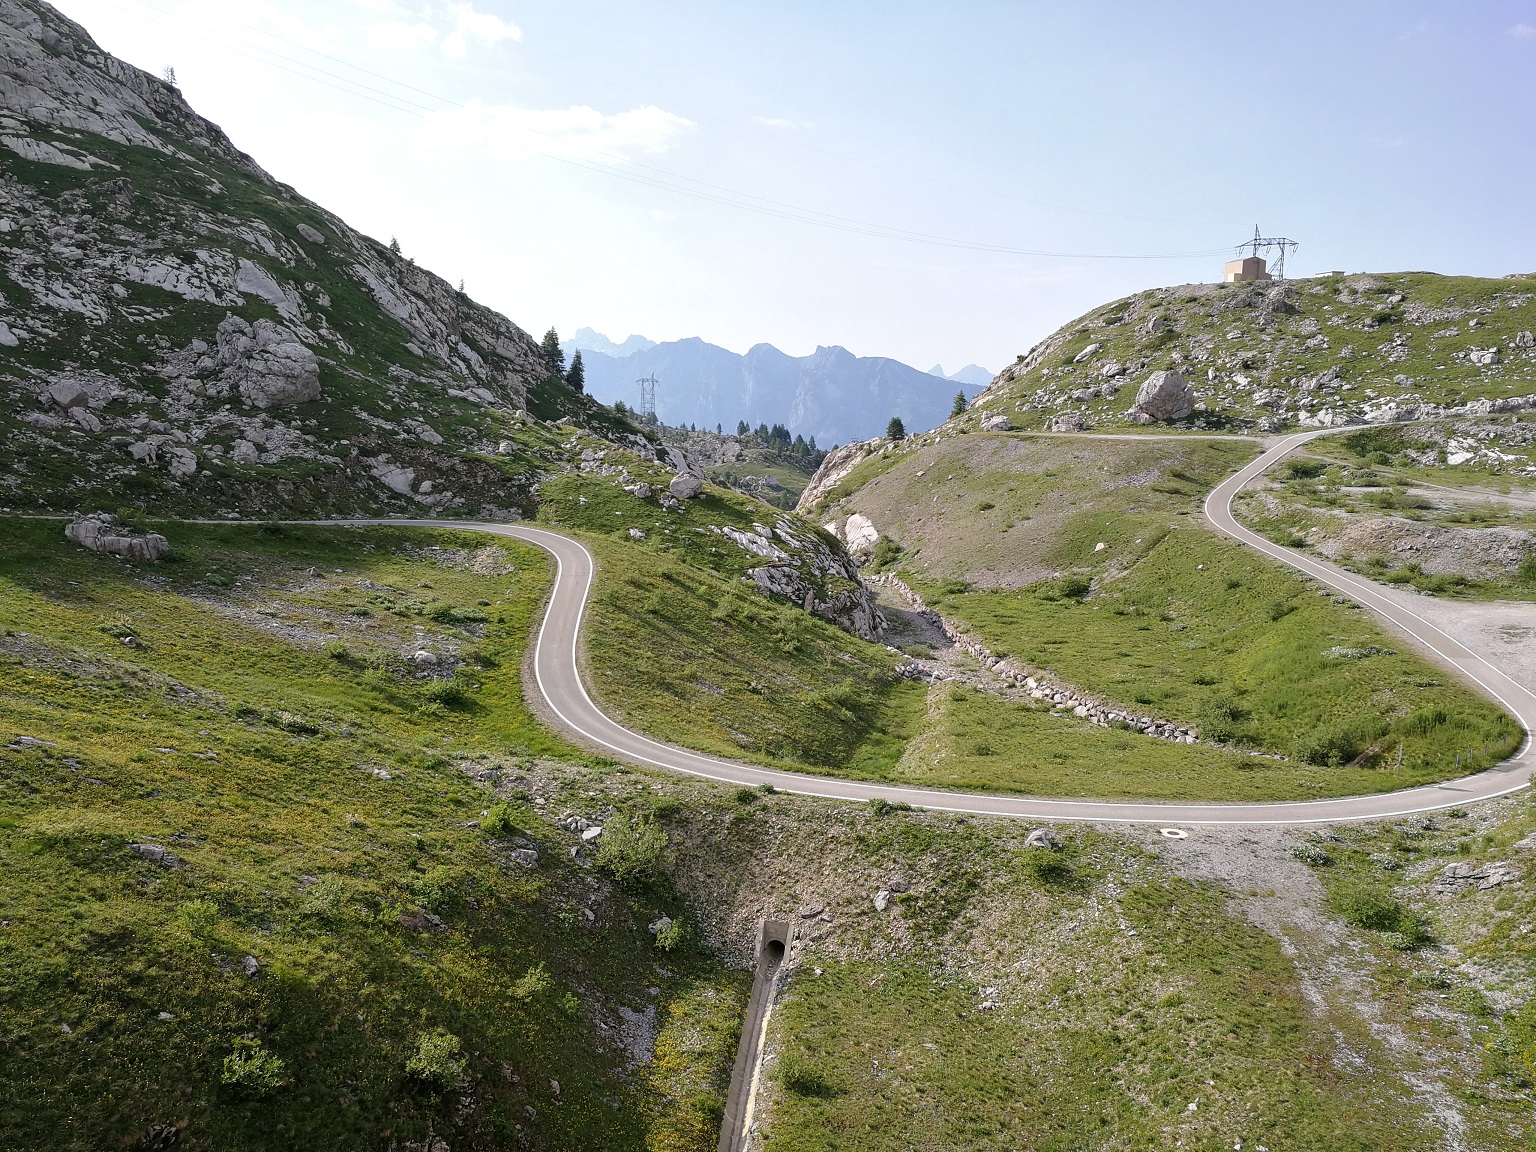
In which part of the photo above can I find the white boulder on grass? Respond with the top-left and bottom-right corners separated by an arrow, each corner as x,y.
65,513 -> 169,562
1127,370 -> 1195,423
668,474 -> 703,499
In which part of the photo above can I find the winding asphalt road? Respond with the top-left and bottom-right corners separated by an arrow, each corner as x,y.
351,430 -> 1536,824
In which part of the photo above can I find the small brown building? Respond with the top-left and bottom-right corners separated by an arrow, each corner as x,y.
1223,255 -> 1272,283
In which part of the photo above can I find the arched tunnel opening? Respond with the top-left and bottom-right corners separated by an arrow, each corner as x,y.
758,919 -> 791,969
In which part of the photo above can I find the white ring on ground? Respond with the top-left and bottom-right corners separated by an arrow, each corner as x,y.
1160,828 -> 1189,839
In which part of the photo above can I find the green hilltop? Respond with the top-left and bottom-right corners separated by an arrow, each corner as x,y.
966,271 -> 1536,434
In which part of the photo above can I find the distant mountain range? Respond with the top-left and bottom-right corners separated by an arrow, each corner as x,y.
927,363 -> 995,387
561,330 -> 991,445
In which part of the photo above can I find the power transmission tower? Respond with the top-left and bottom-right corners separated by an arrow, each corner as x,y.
636,374 -> 657,420
1235,225 -> 1298,279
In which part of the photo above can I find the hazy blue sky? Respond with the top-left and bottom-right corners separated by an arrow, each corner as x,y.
53,1 -> 1536,372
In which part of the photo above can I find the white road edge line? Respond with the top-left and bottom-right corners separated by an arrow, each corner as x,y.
184,446 -> 1534,826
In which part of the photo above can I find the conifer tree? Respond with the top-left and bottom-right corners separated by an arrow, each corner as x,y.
565,350 -> 585,393
950,391 -> 968,417
540,328 -> 564,376
887,415 -> 906,440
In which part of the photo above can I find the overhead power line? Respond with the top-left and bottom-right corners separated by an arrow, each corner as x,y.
107,0 -> 1233,261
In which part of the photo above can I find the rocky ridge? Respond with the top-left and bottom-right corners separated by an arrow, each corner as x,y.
0,0 -> 588,518
961,273 -> 1536,435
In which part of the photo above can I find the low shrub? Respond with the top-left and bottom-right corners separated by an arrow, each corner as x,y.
870,536 -> 904,570
1281,458 -> 1327,480
593,813 -> 668,887
1019,846 -> 1075,887
405,1028 -> 466,1089
1328,883 -> 1431,948
480,802 -> 521,838
178,899 -> 221,940
511,962 -> 552,1001
421,679 -> 471,709
299,874 -> 347,918
221,1038 -> 289,1096
414,865 -> 466,913
652,916 -> 687,951
1289,843 -> 1332,866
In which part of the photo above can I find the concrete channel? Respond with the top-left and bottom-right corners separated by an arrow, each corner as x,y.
718,920 -> 794,1152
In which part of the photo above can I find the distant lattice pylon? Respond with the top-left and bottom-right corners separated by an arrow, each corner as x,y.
1235,225 -> 1298,279
636,374 -> 657,419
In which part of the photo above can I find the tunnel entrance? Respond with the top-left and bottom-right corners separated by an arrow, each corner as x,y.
757,918 -> 792,964
719,920 -> 797,1152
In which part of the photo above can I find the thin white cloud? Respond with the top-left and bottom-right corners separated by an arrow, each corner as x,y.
366,20 -> 440,53
440,2 -> 521,57
754,116 -> 810,130
1510,23 -> 1536,37
417,102 -> 695,163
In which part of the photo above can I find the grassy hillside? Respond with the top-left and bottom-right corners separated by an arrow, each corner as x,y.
934,529 -> 1516,793
806,430 -> 1259,585
534,465 -> 926,773
963,271 -> 1536,434
7,514 -> 1535,1152
1234,423 -> 1536,601
0,517 -> 745,1151
806,430 -> 1517,797
664,797 -> 1536,1152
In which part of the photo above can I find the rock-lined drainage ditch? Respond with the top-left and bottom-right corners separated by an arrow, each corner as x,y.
869,572 -> 1290,761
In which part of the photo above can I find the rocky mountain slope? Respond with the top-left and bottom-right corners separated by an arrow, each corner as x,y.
568,334 -> 984,445
0,0 -> 607,520
960,272 -> 1536,435
0,0 -> 886,645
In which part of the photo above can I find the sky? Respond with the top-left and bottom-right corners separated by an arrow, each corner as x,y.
50,0 -> 1536,373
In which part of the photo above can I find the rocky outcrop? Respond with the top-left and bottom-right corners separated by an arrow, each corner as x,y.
215,316 -> 321,408
822,512 -> 878,555
795,438 -> 881,512
1046,411 -> 1087,432
1310,515 -> 1535,580
713,515 -> 885,640
64,512 -> 168,561
979,412 -> 1014,432
0,0 -> 268,173
1127,370 -> 1194,423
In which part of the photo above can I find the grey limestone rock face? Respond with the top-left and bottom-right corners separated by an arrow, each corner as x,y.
1128,370 -> 1195,422
64,512 -> 169,561
215,315 -> 321,408
980,412 -> 1014,432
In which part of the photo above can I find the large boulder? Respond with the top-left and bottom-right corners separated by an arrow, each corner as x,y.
1128,370 -> 1194,423
668,474 -> 703,499
980,412 -> 1014,432
216,315 -> 321,408
65,513 -> 169,561
1046,411 -> 1087,432
42,378 -> 89,411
